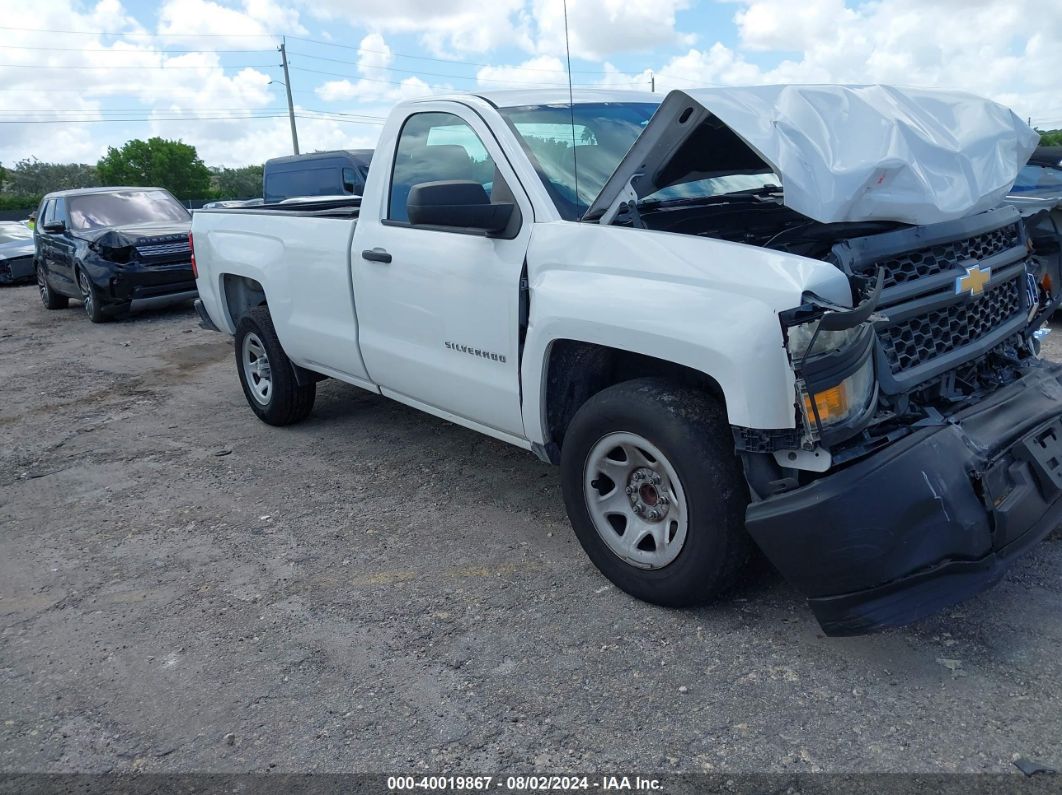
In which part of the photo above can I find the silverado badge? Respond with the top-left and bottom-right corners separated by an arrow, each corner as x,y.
955,264 -> 991,298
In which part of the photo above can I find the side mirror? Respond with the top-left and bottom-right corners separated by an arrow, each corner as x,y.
407,180 -> 513,234
41,220 -> 66,233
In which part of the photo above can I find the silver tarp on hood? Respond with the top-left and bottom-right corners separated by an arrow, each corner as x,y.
587,84 -> 1040,226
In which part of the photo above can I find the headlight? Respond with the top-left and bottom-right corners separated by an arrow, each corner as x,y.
800,354 -> 874,428
786,321 -> 862,360
786,319 -> 876,433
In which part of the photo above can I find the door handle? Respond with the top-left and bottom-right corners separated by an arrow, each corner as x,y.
362,248 -> 392,264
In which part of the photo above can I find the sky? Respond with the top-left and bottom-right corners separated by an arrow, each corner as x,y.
1,0 -> 1060,169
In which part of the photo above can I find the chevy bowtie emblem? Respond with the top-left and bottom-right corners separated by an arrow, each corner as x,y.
955,264 -> 991,298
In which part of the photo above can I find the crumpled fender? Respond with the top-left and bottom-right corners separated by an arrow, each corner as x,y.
520,222 -> 852,441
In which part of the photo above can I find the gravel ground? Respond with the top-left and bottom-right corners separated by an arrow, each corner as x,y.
1,282 -> 1061,775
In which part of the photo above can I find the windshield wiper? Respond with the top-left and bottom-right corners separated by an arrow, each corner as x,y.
638,184 -> 782,210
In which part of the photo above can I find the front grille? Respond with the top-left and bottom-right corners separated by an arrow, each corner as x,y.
868,222 -> 1021,289
879,276 -> 1025,372
136,241 -> 191,259
833,209 -> 1032,393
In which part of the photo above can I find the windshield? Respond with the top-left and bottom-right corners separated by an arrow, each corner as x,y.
1012,164 -> 1062,193
499,102 -> 658,220
67,190 -> 190,230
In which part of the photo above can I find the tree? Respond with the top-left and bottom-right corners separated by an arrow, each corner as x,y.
1,158 -> 98,195
97,137 -> 211,198
211,164 -> 263,199
1038,129 -> 1062,147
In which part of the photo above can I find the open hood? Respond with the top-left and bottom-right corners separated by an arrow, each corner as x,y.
585,85 -> 1040,226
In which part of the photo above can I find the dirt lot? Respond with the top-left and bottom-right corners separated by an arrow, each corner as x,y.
1,282 -> 1061,775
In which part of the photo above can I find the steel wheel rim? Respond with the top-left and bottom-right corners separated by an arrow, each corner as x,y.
583,431 -> 689,570
242,332 -> 272,405
36,267 -> 48,302
78,271 -> 93,317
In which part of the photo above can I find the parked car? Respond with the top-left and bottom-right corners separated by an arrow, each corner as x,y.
0,221 -> 35,285
262,149 -> 373,204
192,85 -> 1057,636
201,200 -> 251,210
34,187 -> 196,322
1007,147 -> 1062,311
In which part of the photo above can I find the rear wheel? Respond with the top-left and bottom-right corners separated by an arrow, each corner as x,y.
37,264 -> 68,310
77,268 -> 108,323
560,378 -> 752,606
235,306 -> 316,426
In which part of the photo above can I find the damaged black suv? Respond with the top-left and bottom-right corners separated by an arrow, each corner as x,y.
34,187 -> 196,323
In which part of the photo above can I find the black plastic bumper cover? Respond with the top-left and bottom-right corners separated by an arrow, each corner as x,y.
745,363 -> 1062,636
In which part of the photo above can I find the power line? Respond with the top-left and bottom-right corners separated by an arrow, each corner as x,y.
0,24 -> 621,75
2,44 -> 276,54
0,114 -> 293,123
0,62 -> 278,70
284,34 -> 614,75
0,107 -> 293,113
289,64 -> 643,90
286,49 -> 641,87
0,25 -> 278,38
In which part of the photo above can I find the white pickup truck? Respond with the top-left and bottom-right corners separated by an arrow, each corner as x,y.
192,85 -> 1062,635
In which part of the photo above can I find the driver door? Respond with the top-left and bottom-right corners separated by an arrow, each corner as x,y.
352,105 -> 533,439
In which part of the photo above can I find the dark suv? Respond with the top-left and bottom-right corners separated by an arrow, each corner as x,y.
34,187 -> 196,323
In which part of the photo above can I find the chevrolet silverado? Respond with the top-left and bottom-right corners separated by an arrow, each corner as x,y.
191,85 -> 1059,635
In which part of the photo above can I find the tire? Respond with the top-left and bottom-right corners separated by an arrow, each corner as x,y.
560,378 -> 752,607
37,263 -> 68,310
76,268 -> 109,323
235,305 -> 316,426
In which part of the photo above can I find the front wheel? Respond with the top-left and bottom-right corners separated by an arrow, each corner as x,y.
77,268 -> 108,323
560,378 -> 752,607
37,264 -> 68,310
235,306 -> 316,426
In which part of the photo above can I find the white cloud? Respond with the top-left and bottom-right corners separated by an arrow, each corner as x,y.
157,0 -> 305,45
311,33 -> 440,103
0,0 -> 301,169
302,0 -> 528,55
529,0 -> 694,60
3,0 -> 1061,173
476,56 -> 570,90
301,0 -> 692,59
601,0 -> 1062,129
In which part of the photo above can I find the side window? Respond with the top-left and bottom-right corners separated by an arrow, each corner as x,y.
40,200 -> 56,228
388,112 -> 500,223
342,167 -> 357,194
53,197 -> 67,224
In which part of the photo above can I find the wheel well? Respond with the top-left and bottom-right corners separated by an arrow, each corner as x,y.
222,274 -> 267,326
544,340 -> 725,455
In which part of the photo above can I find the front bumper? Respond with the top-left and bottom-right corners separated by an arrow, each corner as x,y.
0,255 -> 34,284
746,363 -> 1062,636
88,260 -> 197,311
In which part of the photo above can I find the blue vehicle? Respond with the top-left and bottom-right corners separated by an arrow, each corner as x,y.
262,150 -> 373,204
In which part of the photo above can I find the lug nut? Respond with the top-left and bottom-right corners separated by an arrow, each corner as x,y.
632,504 -> 643,514
652,473 -> 662,485
648,510 -> 659,520
625,485 -> 634,495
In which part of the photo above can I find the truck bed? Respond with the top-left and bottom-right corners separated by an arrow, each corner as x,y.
192,203 -> 369,380
196,196 -> 361,219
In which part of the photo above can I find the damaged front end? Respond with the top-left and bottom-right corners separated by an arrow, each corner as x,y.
745,206 -> 1062,635
81,228 -> 197,312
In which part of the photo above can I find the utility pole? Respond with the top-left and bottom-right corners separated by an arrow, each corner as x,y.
650,72 -> 655,93
279,38 -> 299,155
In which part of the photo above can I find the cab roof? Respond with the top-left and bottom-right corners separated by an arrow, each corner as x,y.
42,186 -> 168,200
459,88 -> 661,109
